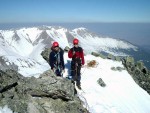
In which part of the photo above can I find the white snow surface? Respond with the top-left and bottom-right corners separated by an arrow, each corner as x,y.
17,27 -> 43,43
46,28 -> 70,49
63,53 -> 150,113
0,105 -> 16,113
2,55 -> 50,77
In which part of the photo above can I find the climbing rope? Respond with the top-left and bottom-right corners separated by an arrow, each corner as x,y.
77,91 -> 90,113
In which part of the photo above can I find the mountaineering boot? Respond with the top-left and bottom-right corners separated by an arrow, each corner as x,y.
72,80 -> 75,84
74,86 -> 77,95
77,84 -> 81,90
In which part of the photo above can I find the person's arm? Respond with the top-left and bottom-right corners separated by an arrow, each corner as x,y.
68,49 -> 73,58
61,51 -> 65,70
49,52 -> 54,69
81,49 -> 85,65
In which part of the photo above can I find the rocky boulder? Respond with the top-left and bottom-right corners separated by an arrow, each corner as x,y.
97,78 -> 106,87
64,46 -> 70,52
0,69 -> 88,113
41,48 -> 51,64
0,56 -> 18,71
107,54 -> 114,60
91,52 -> 106,59
111,66 -> 125,72
115,56 -> 121,61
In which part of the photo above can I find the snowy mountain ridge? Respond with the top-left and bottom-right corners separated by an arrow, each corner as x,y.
0,26 -> 137,56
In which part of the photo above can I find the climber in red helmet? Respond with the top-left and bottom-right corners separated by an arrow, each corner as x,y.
49,41 -> 65,77
68,38 -> 85,89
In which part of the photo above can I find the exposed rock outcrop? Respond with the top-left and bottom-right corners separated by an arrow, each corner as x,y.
41,48 -> 51,64
111,66 -> 125,72
0,69 -> 88,113
91,52 -> 106,59
64,46 -> 70,52
122,56 -> 150,94
0,56 -> 18,71
97,78 -> 106,87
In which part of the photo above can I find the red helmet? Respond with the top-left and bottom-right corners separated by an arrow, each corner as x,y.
52,42 -> 59,47
73,38 -> 79,44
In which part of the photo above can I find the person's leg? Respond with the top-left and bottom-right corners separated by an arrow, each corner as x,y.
55,69 -> 62,77
77,75 -> 81,86
70,61 -> 75,80
76,65 -> 81,89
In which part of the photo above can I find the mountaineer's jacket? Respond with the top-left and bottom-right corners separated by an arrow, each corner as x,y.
68,47 -> 85,65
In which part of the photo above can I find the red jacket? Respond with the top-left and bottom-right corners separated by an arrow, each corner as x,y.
68,47 -> 85,65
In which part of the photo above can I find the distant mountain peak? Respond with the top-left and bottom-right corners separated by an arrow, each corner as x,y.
73,27 -> 87,31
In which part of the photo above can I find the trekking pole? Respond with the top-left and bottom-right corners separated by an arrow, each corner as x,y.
78,93 -> 90,113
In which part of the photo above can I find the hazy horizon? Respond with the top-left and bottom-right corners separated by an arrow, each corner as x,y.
0,0 -> 150,23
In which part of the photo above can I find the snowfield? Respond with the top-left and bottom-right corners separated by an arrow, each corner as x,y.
63,53 -> 150,113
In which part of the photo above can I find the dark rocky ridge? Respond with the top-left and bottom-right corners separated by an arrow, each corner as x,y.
122,56 -> 150,94
0,69 -> 89,113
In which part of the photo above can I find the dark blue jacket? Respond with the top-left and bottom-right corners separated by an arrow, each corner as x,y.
49,48 -> 65,70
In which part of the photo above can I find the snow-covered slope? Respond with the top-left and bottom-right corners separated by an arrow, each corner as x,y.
71,28 -> 137,55
0,26 -> 138,56
63,53 -> 150,113
0,30 -> 33,56
1,55 -> 49,77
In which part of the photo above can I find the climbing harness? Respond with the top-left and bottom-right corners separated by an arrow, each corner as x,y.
54,51 -> 63,76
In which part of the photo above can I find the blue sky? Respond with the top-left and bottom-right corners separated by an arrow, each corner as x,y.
0,0 -> 150,23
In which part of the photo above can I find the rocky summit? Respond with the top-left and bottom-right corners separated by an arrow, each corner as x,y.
0,69 -> 88,113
